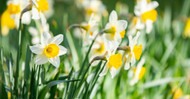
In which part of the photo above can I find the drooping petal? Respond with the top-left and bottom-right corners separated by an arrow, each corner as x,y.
49,34 -> 63,45
116,20 -> 128,33
41,32 -> 51,45
58,45 -> 67,56
48,57 -> 60,68
99,65 -> 109,77
110,67 -> 117,78
109,10 -> 118,23
31,7 -> 40,19
30,44 -> 44,54
35,54 -> 48,65
145,20 -> 153,33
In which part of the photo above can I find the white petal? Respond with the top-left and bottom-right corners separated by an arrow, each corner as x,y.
124,62 -> 130,70
109,10 -> 118,22
22,12 -> 31,24
110,67 -> 117,78
99,65 -> 109,77
30,44 -> 44,54
58,45 -> 67,56
131,55 -> 136,66
32,7 -> 40,19
35,55 -> 48,65
116,20 -> 128,32
149,1 -> 159,10
145,20 -> 153,33
49,34 -> 63,45
88,13 -> 96,27
41,32 -> 51,45
48,57 -> 60,68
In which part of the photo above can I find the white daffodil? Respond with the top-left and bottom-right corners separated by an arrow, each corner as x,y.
99,53 -> 122,78
30,32 -> 67,67
32,0 -> 49,19
124,31 -> 143,70
80,13 -> 98,47
28,27 -> 40,44
76,0 -> 107,21
104,10 -> 127,54
134,0 -> 159,33
129,58 -> 145,85
127,17 -> 144,36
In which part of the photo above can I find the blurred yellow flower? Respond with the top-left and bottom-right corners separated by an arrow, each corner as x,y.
141,9 -> 157,22
133,67 -> 145,79
7,3 -> 21,14
1,10 -> 15,36
36,0 -> 49,11
108,53 -> 122,69
133,44 -> 143,60
183,18 -> 190,38
172,88 -> 183,99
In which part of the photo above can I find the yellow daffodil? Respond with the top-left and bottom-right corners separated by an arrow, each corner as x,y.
30,32 -> 67,67
129,58 -> 145,85
99,53 -> 122,78
134,0 -> 159,33
125,32 -> 143,70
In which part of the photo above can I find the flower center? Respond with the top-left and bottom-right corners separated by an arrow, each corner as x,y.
82,24 -> 90,32
133,17 -> 138,25
141,9 -> 157,22
95,43 -> 105,54
7,3 -> 21,14
133,44 -> 143,60
44,44 -> 59,58
120,30 -> 125,38
108,53 -> 122,69
133,67 -> 145,79
36,0 -> 49,11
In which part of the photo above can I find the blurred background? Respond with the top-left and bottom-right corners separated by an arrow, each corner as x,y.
0,0 -> 190,99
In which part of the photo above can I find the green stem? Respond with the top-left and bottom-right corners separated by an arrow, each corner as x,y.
14,18 -> 22,97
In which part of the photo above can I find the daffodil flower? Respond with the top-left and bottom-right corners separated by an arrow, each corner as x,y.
32,0 -> 49,19
104,10 -> 127,54
127,17 -> 144,36
30,32 -> 67,67
134,0 -> 159,33
81,13 -> 98,47
129,58 -> 145,85
124,31 -> 143,70
1,0 -> 31,35
99,53 -> 122,78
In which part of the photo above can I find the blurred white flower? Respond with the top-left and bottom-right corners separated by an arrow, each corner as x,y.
129,58 -> 145,85
30,32 -> 67,67
134,0 -> 159,33
104,10 -> 127,54
124,31 -> 143,70
127,17 -> 144,36
32,0 -> 49,19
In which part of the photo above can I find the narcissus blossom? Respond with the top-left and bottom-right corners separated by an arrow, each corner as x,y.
129,58 -> 145,85
125,31 -> 143,70
99,53 -> 122,78
104,10 -> 127,54
134,0 -> 159,33
32,0 -> 49,19
30,32 -> 67,67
